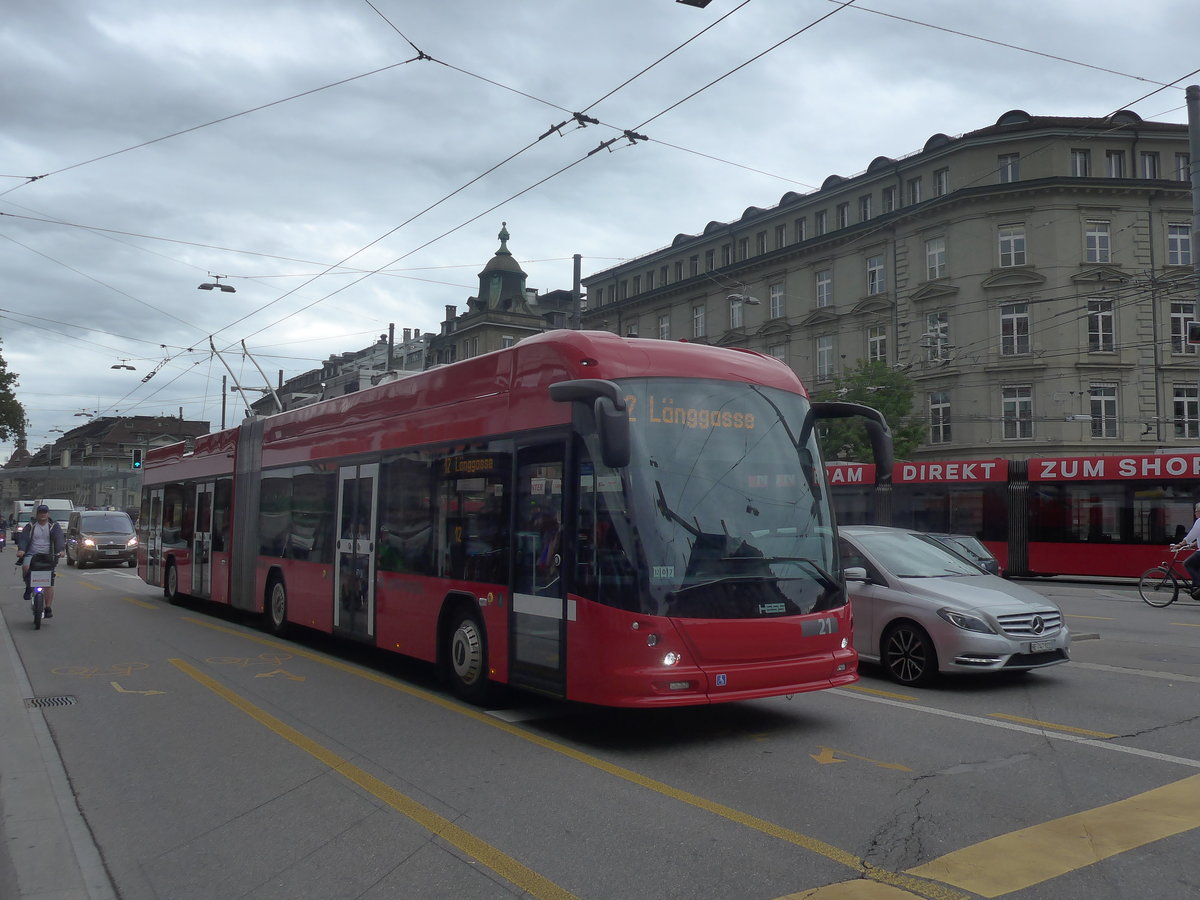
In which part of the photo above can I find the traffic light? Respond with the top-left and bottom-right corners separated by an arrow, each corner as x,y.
131,448 -> 143,469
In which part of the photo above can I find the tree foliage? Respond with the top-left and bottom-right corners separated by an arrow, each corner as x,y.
811,359 -> 925,462
0,340 -> 28,444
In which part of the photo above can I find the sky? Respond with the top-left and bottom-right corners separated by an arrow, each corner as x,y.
2,0 -> 1197,462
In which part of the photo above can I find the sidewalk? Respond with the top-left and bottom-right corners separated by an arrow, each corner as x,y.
0,602 -> 116,899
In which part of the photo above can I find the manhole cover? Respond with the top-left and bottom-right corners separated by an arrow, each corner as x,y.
25,696 -> 78,708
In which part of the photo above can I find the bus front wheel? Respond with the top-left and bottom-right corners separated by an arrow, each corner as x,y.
445,607 -> 490,705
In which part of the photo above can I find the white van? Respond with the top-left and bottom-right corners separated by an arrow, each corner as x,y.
14,499 -> 74,531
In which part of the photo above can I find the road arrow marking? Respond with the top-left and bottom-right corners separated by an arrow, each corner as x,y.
810,746 -> 910,771
110,681 -> 165,695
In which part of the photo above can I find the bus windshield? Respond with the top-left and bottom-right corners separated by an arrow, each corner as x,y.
612,377 -> 840,619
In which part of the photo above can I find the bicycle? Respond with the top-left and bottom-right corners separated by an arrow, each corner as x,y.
1138,547 -> 1199,608
26,554 -> 56,629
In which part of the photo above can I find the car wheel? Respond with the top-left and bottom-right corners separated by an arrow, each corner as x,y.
66,551 -> 75,568
128,558 -> 137,568
882,622 -> 938,687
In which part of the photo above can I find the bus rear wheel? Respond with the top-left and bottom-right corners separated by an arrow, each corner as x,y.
164,561 -> 182,605
445,607 -> 490,705
264,577 -> 289,636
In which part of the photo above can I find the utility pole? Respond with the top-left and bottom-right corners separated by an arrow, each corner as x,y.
1188,86 -> 1200,439
572,254 -> 582,330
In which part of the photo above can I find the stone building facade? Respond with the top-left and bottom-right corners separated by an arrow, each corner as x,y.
581,110 -> 1197,460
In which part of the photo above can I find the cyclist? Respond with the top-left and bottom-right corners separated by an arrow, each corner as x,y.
15,504 -> 66,617
1169,501 -> 1200,598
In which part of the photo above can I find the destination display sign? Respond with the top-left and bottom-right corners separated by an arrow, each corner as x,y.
630,393 -> 757,432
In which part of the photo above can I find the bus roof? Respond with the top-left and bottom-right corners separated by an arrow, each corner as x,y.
145,331 -> 806,470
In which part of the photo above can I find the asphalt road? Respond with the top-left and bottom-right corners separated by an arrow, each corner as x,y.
2,564 -> 1199,899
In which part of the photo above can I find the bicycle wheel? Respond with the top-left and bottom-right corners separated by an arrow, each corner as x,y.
32,591 -> 44,629
1138,567 -> 1179,607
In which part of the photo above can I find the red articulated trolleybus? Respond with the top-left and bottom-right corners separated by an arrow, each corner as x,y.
139,331 -> 892,707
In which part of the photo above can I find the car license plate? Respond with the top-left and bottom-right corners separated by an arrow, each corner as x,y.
104,550 -> 119,556
1029,639 -> 1053,652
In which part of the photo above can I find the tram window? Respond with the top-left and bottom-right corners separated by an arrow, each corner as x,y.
259,473 -> 291,557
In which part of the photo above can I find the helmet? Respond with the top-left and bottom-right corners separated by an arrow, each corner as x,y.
35,504 -> 50,512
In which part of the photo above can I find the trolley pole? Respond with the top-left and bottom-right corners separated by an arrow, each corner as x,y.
1188,86 -> 1200,432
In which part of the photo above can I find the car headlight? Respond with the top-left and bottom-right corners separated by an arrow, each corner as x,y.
126,537 -> 138,548
83,538 -> 96,548
937,608 -> 996,634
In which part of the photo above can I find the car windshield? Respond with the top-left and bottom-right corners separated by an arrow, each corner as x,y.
83,514 -> 134,533
857,531 -> 983,578
610,377 -> 842,619
939,535 -> 991,561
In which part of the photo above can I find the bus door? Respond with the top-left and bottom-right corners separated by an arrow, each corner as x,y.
334,463 -> 379,641
146,487 -> 164,585
191,482 -> 214,596
510,446 -> 567,695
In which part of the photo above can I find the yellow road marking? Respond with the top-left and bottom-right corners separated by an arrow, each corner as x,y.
77,581 -> 104,592
987,713 -> 1116,739
1171,622 -> 1200,628
168,657 -> 579,900
778,881 -> 930,899
811,747 -> 911,771
906,773 -> 1200,897
123,596 -> 159,609
843,684 -> 918,701
1065,613 -> 1112,620
182,618 -> 965,899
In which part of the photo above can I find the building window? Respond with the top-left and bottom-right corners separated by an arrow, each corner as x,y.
767,344 -> 786,361
675,261 -> 684,282
737,237 -> 748,261
1070,149 -> 1090,177
925,311 -> 949,361
1168,223 -> 1193,265
702,250 -> 713,272
1001,303 -> 1030,355
1088,299 -> 1114,352
729,297 -> 746,329
500,335 -> 515,348
1106,150 -> 1125,178
1176,152 -> 1191,181
815,211 -> 828,235
775,224 -> 787,249
618,280 -> 628,300
626,322 -> 638,337
815,269 -> 832,308
795,218 -> 807,242
816,336 -> 834,381
866,254 -> 885,295
1002,385 -> 1033,440
998,224 -> 1027,267
1139,151 -> 1160,179
692,304 -> 705,338
929,391 -> 951,444
867,325 -> 886,363
882,185 -> 897,213
721,244 -> 733,266
769,282 -> 785,319
632,275 -> 641,294
998,153 -> 1020,183
660,265 -> 668,285
755,231 -> 767,255
645,271 -> 654,291
1085,220 -> 1111,263
691,255 -> 701,276
1175,384 -> 1199,439
934,167 -> 950,196
1170,301 -> 1196,354
925,236 -> 946,280
1089,383 -> 1118,438
657,314 -> 670,340
836,202 -> 850,229
907,177 -> 922,205
859,195 -> 872,222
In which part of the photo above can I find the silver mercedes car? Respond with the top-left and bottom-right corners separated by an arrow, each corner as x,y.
840,526 -> 1070,687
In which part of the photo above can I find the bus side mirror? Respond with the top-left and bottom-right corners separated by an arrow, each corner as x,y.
595,396 -> 630,469
550,378 -> 630,469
